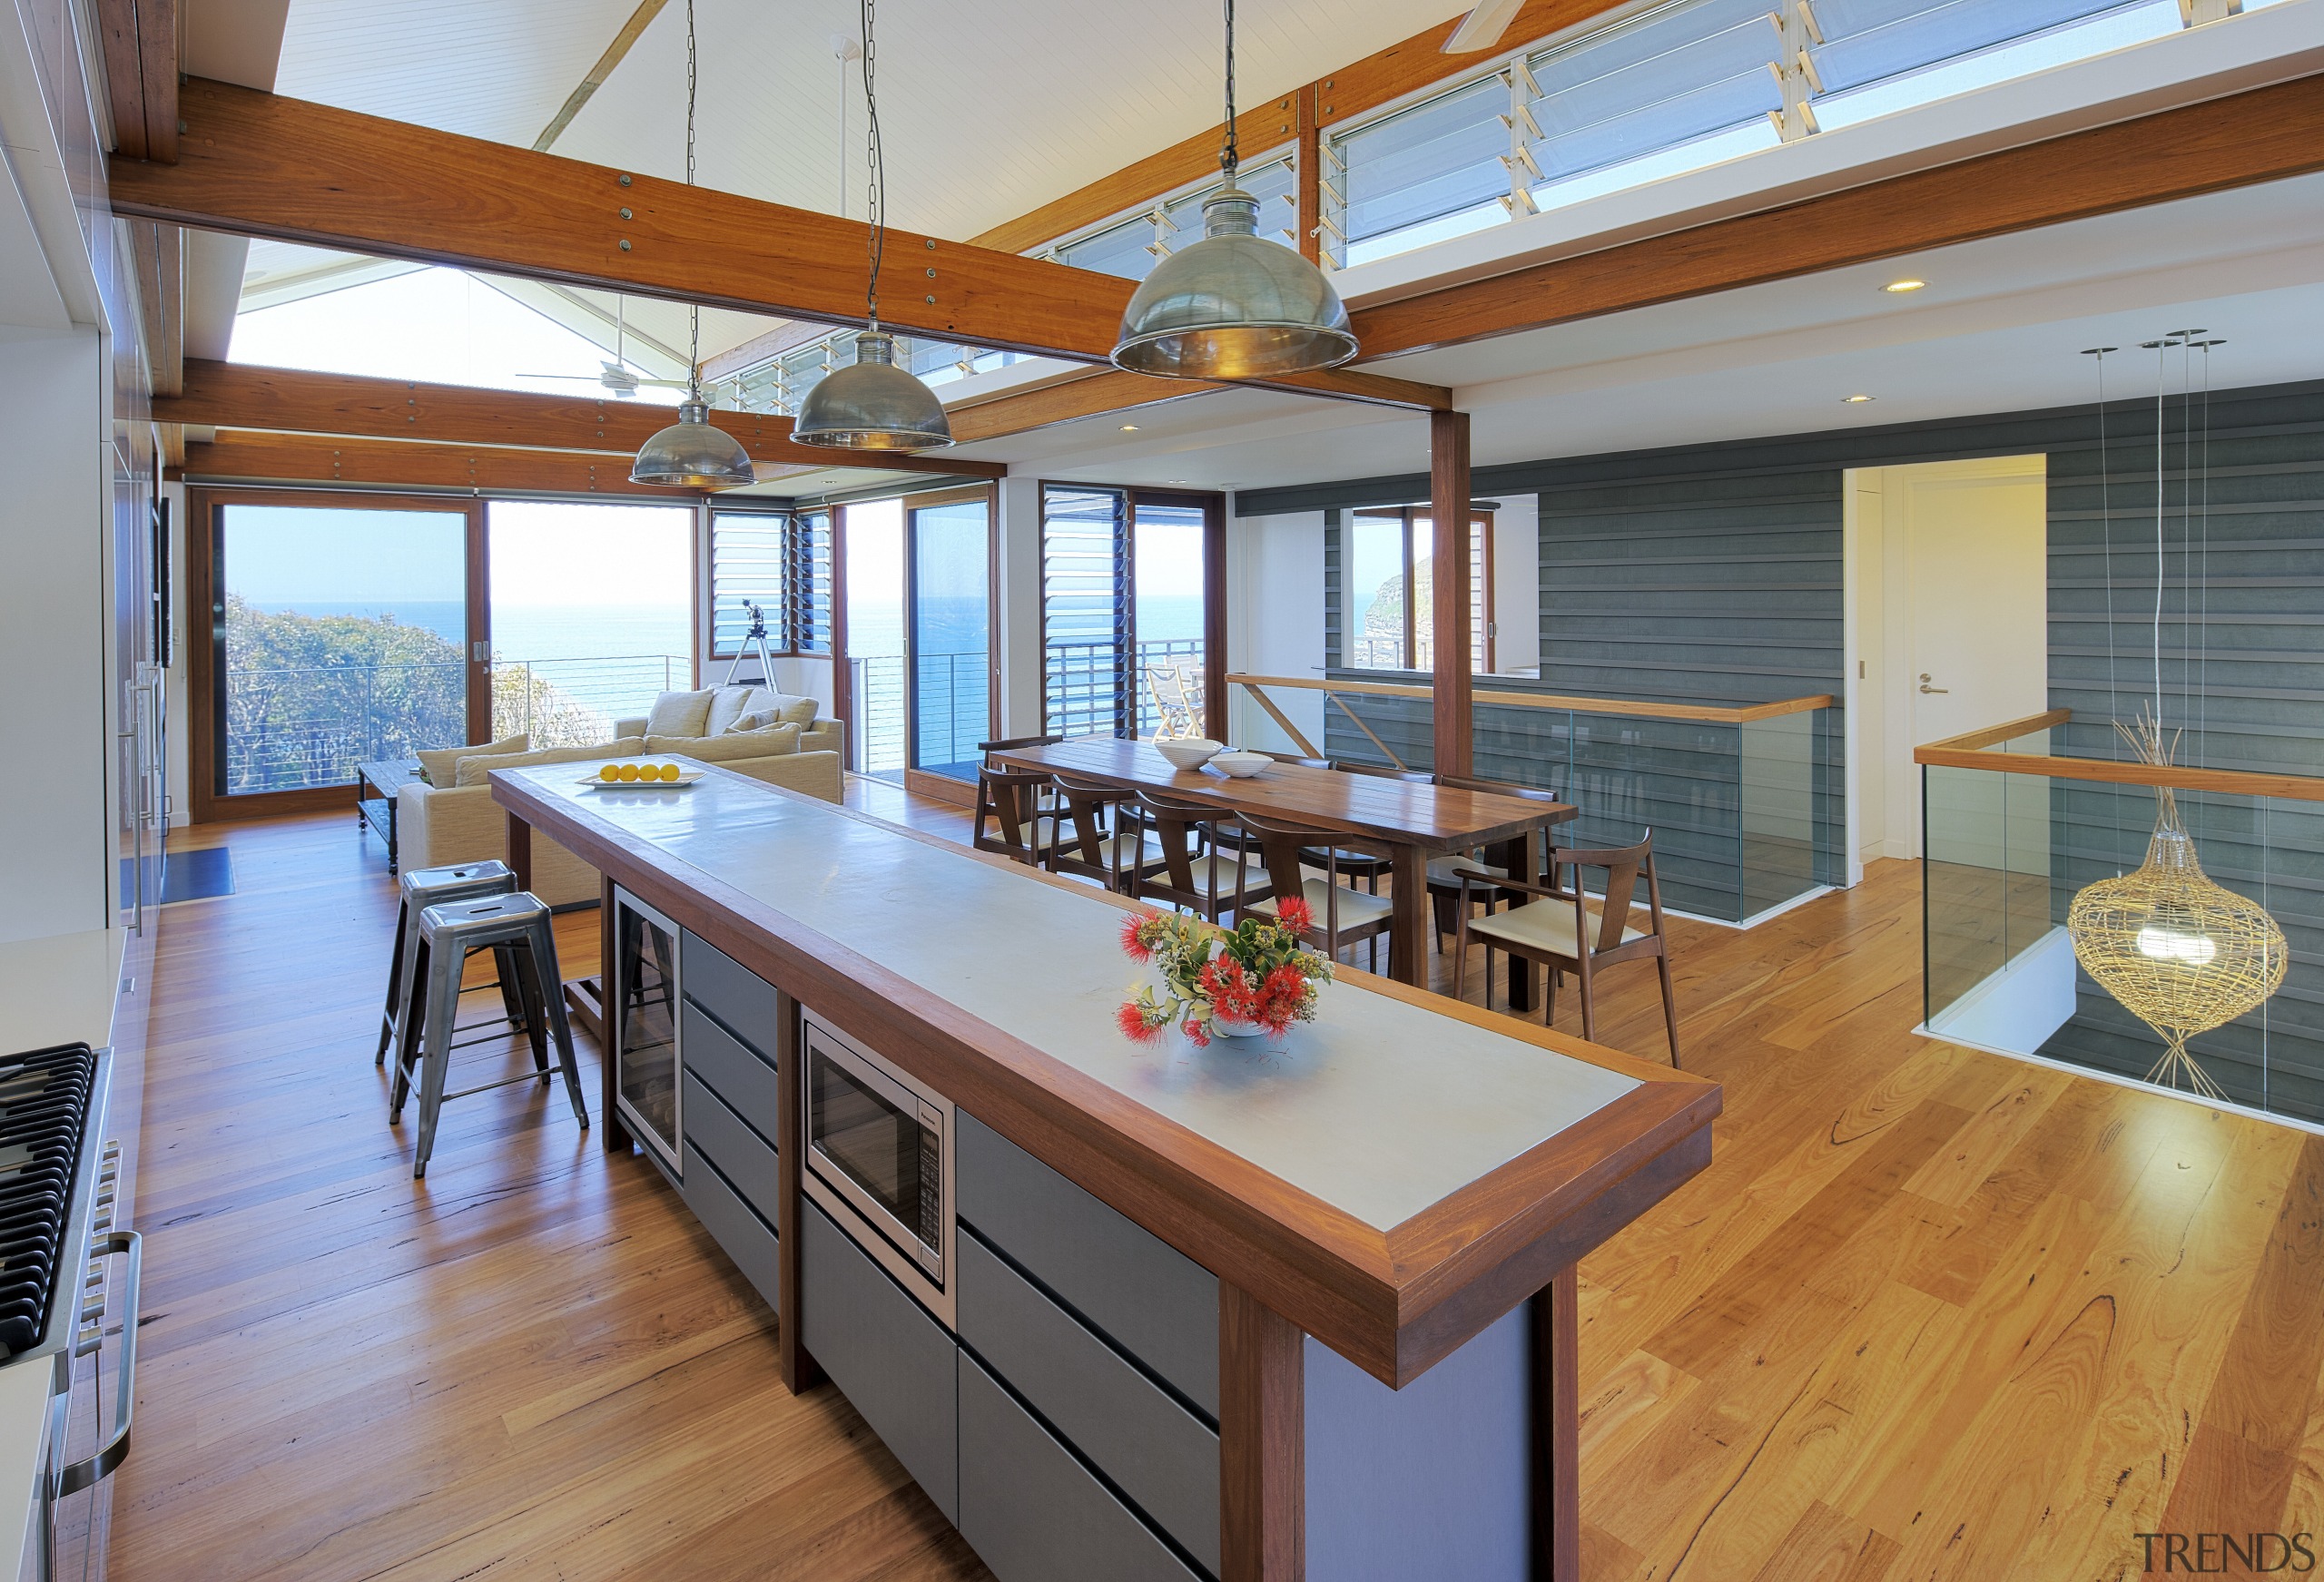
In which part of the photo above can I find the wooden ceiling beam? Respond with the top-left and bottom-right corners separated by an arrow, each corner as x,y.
176,430 -> 721,496
93,0 -> 178,162
946,369 -> 1226,446
1351,71 -> 2324,359
130,221 -> 183,397
113,79 -> 1448,413
153,359 -> 1005,477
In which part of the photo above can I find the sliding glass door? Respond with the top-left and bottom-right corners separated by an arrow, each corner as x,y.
907,490 -> 995,787
1039,485 -> 1225,741
840,486 -> 997,794
198,495 -> 482,814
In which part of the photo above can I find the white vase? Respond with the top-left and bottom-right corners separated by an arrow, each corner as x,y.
1208,1011 -> 1268,1039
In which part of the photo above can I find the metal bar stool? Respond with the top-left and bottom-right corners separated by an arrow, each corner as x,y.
376,860 -> 531,1067
391,891 -> 589,1178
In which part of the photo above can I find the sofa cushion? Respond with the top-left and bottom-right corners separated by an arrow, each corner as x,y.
645,688 -> 716,737
645,723 -> 801,762
453,738 -> 645,788
704,686 -> 761,737
418,733 -> 527,787
731,692 -> 820,731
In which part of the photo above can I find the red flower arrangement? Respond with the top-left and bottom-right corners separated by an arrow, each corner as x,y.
1117,897 -> 1331,1046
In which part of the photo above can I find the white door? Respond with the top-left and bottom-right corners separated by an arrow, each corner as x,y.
1846,456 -> 2049,866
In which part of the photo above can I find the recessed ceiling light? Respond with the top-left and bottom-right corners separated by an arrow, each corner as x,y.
1882,279 -> 1926,294
1843,394 -> 1876,404
1119,424 -> 1138,431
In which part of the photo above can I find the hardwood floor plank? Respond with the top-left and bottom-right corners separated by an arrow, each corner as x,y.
104,820 -> 2319,1582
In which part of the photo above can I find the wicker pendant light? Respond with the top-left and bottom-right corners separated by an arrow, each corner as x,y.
794,0 -> 953,450
2067,713 -> 2285,1098
2065,339 -> 2283,1097
633,0 -> 757,488
1110,0 -> 1357,379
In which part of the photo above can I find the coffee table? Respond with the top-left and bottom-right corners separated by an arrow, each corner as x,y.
356,758 -> 423,871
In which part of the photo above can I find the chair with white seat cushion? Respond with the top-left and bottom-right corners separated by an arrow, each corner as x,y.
1128,791 -> 1270,925
1452,831 -> 1679,1066
1229,807 -> 1395,973
973,765 -> 1068,867
1047,772 -> 1173,892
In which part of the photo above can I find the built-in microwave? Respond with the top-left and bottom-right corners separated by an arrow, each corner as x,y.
801,1016 -> 955,1328
611,887 -> 683,1176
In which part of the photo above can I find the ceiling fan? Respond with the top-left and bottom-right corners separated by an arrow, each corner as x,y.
517,296 -> 691,398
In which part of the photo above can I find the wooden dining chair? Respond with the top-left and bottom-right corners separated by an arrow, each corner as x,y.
1128,791 -> 1269,924
1451,830 -> 1680,1066
1231,807 -> 1396,974
978,733 -> 1064,763
1047,771 -> 1172,892
1427,773 -> 1568,948
1296,762 -> 1431,899
972,765 -> 1065,868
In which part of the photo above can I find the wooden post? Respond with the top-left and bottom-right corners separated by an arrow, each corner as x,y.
1531,1265 -> 1580,1582
1295,85 -> 1322,267
1220,1282 -> 1305,1581
1430,408 -> 1473,779
505,807 -> 532,892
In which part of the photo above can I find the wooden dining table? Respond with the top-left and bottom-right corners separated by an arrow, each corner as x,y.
991,737 -> 1577,1001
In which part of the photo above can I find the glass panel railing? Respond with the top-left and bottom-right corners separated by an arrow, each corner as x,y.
1233,673 -> 1837,923
1917,713 -> 2321,1125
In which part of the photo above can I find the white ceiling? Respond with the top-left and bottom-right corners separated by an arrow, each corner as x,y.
957,173 -> 2324,493
271,0 -> 1444,241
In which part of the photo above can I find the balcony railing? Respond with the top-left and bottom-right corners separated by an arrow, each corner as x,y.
222,653 -> 690,795
1229,671 -> 1840,927
1915,709 -> 2324,1127
1045,638 -> 1206,742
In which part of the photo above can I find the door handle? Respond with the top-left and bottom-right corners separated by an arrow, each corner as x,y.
1918,673 -> 1949,694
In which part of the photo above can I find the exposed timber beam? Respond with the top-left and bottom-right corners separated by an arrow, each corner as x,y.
153,359 -> 1005,477
113,79 -> 1448,412
1351,70 -> 2324,359
947,369 -> 1226,446
94,0 -> 178,162
175,430 -> 728,496
536,0 -> 669,152
130,221 -> 183,397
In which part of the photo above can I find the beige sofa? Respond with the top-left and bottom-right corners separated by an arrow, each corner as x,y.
398,735 -> 843,908
614,683 -> 844,761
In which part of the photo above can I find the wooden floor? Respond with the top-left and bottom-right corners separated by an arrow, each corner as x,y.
107,784 -> 2324,1581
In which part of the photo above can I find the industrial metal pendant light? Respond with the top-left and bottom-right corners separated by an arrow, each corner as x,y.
794,0 -> 953,450
633,0 -> 757,489
1111,0 -> 1357,379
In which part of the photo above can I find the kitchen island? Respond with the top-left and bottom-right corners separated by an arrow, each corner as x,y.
495,760 -> 1718,1582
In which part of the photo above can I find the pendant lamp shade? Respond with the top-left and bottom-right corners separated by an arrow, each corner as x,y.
1111,188 -> 1357,380
793,331 -> 954,451
630,398 -> 758,487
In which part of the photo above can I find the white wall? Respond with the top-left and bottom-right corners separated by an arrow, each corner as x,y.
0,330 -> 113,937
1226,507 -> 1326,753
997,476 -> 1044,737
1489,495 -> 1539,678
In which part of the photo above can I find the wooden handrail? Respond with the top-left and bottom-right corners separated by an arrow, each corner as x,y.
1913,710 -> 2324,804
1227,673 -> 1835,727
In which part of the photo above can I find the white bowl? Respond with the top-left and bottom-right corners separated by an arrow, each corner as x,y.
1155,737 -> 1223,771
1210,750 -> 1270,778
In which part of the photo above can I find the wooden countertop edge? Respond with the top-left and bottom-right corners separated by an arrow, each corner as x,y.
496,763 -> 1718,1387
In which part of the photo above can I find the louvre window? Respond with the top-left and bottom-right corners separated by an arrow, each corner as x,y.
707,509 -> 832,657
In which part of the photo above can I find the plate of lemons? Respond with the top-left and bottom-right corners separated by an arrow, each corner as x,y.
580,762 -> 702,789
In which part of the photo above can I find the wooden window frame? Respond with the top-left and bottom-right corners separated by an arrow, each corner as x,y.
186,486 -> 488,823
1037,481 -> 1228,742
1349,505 -> 1493,673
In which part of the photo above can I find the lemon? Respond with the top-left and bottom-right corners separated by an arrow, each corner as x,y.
659,762 -> 682,781
616,762 -> 640,782
598,763 -> 621,782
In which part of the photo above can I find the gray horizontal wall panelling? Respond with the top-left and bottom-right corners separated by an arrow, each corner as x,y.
2037,380 -> 2324,1123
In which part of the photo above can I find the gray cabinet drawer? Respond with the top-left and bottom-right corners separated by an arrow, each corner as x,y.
682,1000 -> 779,1141
960,1233 -> 1218,1573
681,931 -> 781,1055
802,1203 -> 960,1524
957,1112 -> 1218,1417
680,1133 -> 781,1311
959,1355 -> 1202,1582
683,1070 -> 777,1221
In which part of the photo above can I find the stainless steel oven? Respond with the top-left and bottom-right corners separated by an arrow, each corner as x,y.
801,1016 -> 955,1327
612,888 -> 683,1175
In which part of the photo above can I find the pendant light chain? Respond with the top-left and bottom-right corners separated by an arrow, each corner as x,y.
1219,0 -> 1239,182
685,0 -> 703,391
861,0 -> 886,333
